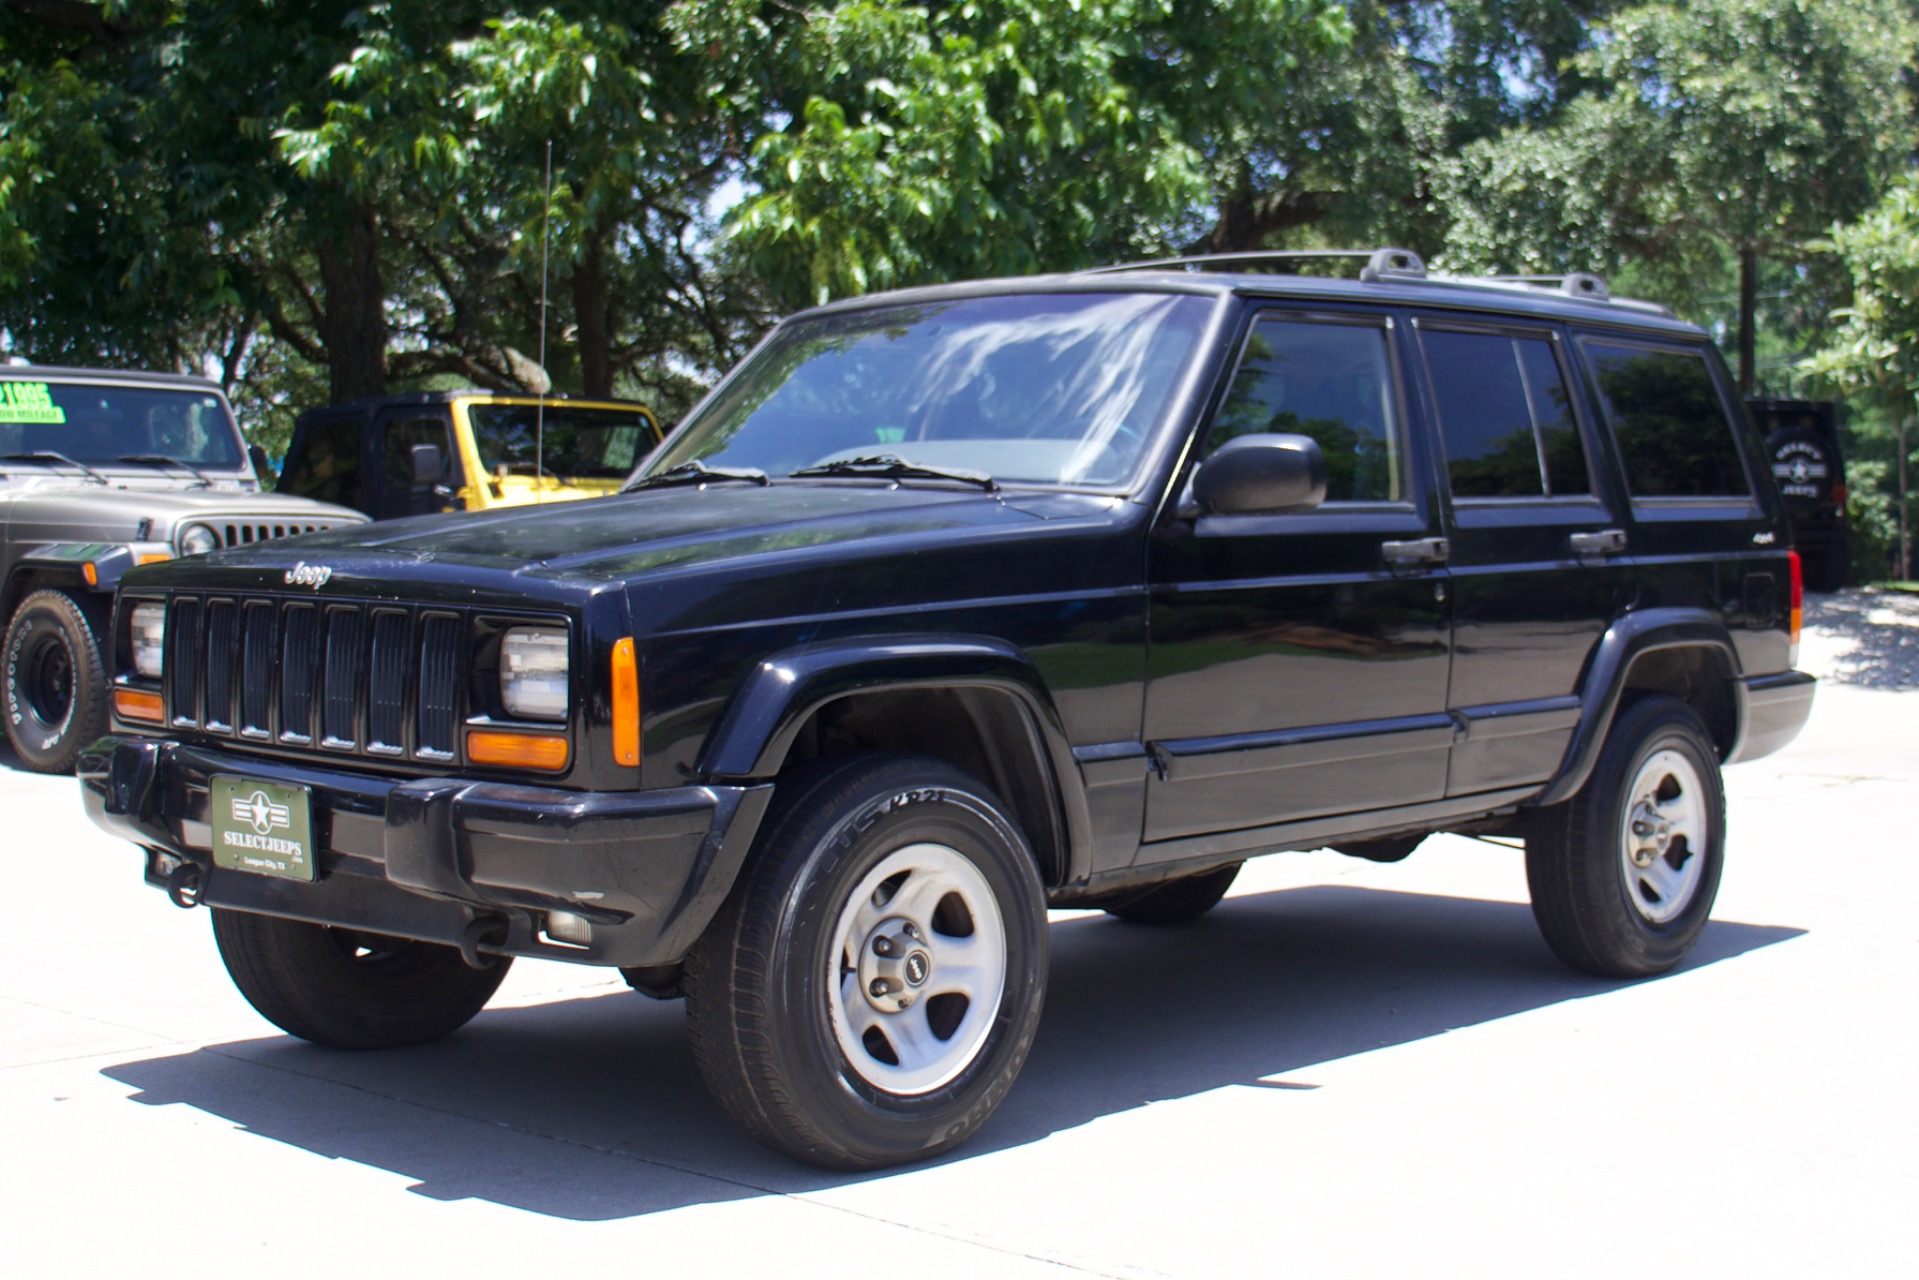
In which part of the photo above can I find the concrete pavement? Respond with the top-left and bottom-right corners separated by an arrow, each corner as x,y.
3,624 -> 1913,1277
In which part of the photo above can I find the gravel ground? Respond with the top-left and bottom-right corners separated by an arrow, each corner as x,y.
1799,586 -> 1919,691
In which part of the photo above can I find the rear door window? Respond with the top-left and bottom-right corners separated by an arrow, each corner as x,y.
1580,340 -> 1750,498
1421,328 -> 1591,499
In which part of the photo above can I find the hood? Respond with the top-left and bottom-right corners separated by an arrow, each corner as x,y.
2,484 -> 366,546
166,483 -> 1126,589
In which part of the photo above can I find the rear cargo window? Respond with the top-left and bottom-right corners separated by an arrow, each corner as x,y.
1582,340 -> 1749,498
279,420 -> 363,510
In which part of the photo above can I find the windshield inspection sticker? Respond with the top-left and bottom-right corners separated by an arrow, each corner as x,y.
0,382 -> 67,424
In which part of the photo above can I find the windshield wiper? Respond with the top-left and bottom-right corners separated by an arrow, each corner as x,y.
0,451 -> 109,484
788,454 -> 998,491
625,460 -> 770,491
116,453 -> 215,486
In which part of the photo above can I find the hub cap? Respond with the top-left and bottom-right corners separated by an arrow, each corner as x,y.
1619,748 -> 1708,925
827,842 -> 1007,1095
22,629 -> 76,731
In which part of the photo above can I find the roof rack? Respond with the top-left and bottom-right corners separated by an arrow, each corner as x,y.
1081,247 -> 1675,316
1082,247 -> 1428,283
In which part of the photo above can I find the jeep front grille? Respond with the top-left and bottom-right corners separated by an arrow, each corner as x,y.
212,520 -> 347,548
164,593 -> 467,764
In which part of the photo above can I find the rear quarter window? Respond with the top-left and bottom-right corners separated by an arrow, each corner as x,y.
1580,339 -> 1750,498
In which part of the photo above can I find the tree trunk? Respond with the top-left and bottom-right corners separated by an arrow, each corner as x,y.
571,228 -> 613,399
1736,246 -> 1758,397
315,202 -> 389,404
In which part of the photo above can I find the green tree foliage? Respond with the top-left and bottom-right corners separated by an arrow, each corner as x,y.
680,0 -> 1352,306
1807,175 -> 1919,578
1443,0 -> 1917,393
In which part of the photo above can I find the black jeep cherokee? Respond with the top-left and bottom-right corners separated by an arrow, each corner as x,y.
80,249 -> 1815,1169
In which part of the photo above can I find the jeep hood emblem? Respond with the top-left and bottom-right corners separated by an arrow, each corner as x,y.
284,562 -> 333,588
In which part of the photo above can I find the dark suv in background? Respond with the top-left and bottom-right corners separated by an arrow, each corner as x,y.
1748,398 -> 1848,592
1,366 -> 365,772
79,250 -> 1814,1169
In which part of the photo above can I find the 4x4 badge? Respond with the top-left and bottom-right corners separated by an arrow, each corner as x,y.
284,562 -> 333,588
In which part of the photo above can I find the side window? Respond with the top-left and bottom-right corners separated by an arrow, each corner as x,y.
1208,316 -> 1404,502
278,420 -> 363,510
1422,328 -> 1590,499
1582,340 -> 1750,498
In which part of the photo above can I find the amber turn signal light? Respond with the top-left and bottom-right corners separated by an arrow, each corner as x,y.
467,729 -> 570,771
611,637 -> 640,767
114,687 -> 166,724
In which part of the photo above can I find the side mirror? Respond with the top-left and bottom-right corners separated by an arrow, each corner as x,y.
1188,433 -> 1327,516
410,442 -> 447,486
246,443 -> 274,486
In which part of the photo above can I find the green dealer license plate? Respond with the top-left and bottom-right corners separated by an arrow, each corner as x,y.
210,776 -> 317,882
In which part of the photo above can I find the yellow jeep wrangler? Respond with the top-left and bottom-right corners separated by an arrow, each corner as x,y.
276,392 -> 662,519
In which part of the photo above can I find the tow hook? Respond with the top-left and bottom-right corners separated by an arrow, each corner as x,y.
165,863 -> 203,909
458,915 -> 510,970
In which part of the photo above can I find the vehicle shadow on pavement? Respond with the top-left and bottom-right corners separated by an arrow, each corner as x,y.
101,884 -> 1802,1220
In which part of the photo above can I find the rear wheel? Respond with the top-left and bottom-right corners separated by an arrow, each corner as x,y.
3,588 -> 107,774
211,909 -> 511,1048
1525,696 -> 1724,977
1100,862 -> 1242,924
685,752 -> 1048,1169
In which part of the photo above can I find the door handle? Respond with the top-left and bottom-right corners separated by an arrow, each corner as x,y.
1570,528 -> 1627,556
1381,536 -> 1449,565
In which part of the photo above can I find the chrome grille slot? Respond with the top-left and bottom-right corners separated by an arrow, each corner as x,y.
240,602 -> 275,738
418,614 -> 462,761
213,521 -> 338,549
366,610 -> 410,755
279,605 -> 318,744
202,600 -> 238,733
321,606 -> 365,749
155,592 -> 481,766
166,597 -> 202,726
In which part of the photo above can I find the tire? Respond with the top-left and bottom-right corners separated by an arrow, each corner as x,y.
210,909 -> 511,1049
3,588 -> 108,774
684,751 -> 1048,1169
1525,696 -> 1725,978
1100,862 -> 1242,924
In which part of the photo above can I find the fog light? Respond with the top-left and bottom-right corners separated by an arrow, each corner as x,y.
541,910 -> 593,948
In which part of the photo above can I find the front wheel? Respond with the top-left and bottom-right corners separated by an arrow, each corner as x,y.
1525,696 -> 1725,977
211,909 -> 511,1048
685,752 -> 1048,1169
3,588 -> 108,774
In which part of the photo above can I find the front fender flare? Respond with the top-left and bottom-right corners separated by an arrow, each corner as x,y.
695,634 -> 1091,882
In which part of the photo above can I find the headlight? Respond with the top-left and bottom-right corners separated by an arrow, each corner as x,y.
500,627 -> 569,720
131,603 -> 167,678
178,524 -> 219,556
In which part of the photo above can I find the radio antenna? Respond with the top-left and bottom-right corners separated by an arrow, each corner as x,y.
535,139 -> 552,504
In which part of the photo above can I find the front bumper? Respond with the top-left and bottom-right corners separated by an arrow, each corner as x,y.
78,736 -> 771,968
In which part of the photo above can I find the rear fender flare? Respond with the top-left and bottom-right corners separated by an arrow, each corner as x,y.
1533,608 -> 1743,808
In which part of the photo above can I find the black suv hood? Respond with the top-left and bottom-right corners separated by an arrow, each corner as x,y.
143,484 -> 1125,594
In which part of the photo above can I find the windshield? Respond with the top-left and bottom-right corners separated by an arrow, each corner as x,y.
467,404 -> 658,480
0,379 -> 243,467
641,292 -> 1216,488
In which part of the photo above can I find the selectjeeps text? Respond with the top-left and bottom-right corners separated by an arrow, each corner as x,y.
79,250 -> 1816,1168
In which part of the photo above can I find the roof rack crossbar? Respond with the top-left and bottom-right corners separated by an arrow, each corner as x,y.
1473,272 -> 1612,301
1081,247 -> 1427,281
